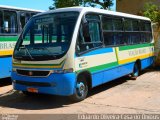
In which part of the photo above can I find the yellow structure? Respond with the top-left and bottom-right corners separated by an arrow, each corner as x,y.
116,0 -> 160,15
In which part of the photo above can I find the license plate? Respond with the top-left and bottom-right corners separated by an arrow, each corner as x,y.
27,87 -> 38,93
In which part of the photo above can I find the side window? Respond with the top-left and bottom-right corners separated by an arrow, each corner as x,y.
145,22 -> 151,32
3,11 -> 17,33
113,18 -> 123,31
124,19 -> 140,45
113,18 -> 124,45
140,21 -> 152,43
145,22 -> 152,43
0,11 -> 3,33
20,12 -> 31,30
88,22 -> 101,43
102,17 -> 113,31
125,19 -> 132,31
102,16 -> 124,46
102,16 -> 113,46
76,14 -> 102,54
132,20 -> 139,31
140,21 -> 145,31
20,12 -> 26,29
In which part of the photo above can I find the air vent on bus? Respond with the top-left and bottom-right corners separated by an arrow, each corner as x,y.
16,69 -> 50,77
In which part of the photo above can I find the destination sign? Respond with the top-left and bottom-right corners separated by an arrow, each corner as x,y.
35,17 -> 53,24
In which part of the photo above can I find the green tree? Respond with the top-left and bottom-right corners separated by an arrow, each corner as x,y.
143,2 -> 160,42
143,3 -> 160,25
142,2 -> 160,65
49,0 -> 114,10
49,0 -> 80,9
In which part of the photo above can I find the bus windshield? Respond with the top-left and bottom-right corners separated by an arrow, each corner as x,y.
14,12 -> 79,61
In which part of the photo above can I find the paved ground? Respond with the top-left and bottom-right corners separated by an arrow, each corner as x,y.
0,68 -> 160,114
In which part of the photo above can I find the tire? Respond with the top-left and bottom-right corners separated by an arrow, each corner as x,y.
131,63 -> 140,80
69,76 -> 88,102
22,91 -> 35,96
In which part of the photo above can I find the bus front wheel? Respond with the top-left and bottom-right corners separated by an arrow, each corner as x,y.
70,76 -> 88,102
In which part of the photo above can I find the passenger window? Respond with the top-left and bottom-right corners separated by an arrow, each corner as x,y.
20,13 -> 26,29
140,21 -> 145,31
88,22 -> 101,43
76,15 -> 102,54
102,17 -> 113,31
3,11 -> 17,33
20,12 -> 31,31
145,22 -> 151,32
140,21 -> 152,43
132,20 -> 139,31
125,19 -> 132,31
0,11 -> 3,33
103,16 -> 124,46
113,18 -> 123,31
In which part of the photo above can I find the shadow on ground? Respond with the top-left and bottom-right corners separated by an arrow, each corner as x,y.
0,68 -> 157,110
0,78 -> 12,87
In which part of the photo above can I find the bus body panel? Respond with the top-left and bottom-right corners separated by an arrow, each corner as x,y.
141,57 -> 154,69
12,72 -> 76,96
75,43 -> 154,88
0,57 -> 12,78
0,35 -> 17,78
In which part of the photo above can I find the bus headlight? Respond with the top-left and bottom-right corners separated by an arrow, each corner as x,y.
12,68 -> 17,72
51,68 -> 73,74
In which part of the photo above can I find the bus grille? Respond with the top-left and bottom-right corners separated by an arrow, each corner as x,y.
16,70 -> 50,77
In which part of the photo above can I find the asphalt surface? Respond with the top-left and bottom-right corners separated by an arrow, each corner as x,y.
0,68 -> 160,114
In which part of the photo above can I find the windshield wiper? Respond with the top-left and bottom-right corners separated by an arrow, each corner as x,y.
21,45 -> 34,60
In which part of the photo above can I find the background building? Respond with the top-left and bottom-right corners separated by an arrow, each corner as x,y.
116,0 -> 160,15
117,0 -> 160,66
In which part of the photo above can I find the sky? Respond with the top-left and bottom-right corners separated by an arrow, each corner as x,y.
0,0 -> 116,11
0,0 -> 53,11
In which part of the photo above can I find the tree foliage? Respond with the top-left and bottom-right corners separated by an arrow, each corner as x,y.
143,2 -> 160,25
143,2 -> 160,65
49,0 -> 114,10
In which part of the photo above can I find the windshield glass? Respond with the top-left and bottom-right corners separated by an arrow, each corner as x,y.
14,12 -> 79,61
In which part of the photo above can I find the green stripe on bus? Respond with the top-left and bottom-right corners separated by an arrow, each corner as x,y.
0,36 -> 18,42
77,62 -> 118,73
119,43 -> 154,51
89,61 -> 118,73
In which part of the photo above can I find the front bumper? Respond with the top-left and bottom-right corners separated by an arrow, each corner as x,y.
11,72 -> 76,96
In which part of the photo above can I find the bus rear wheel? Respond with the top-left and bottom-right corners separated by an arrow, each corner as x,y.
131,63 -> 140,80
70,76 -> 88,102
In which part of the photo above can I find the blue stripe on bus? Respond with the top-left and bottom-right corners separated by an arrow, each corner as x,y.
91,56 -> 154,88
81,47 -> 113,57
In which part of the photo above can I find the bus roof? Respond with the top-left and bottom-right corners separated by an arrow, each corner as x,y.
37,7 -> 150,21
0,5 -> 45,12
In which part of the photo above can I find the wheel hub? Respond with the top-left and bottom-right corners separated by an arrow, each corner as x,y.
77,82 -> 85,96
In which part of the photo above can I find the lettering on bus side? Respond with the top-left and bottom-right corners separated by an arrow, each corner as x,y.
79,62 -> 88,68
77,57 -> 88,68
128,49 -> 147,56
0,42 -> 16,50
